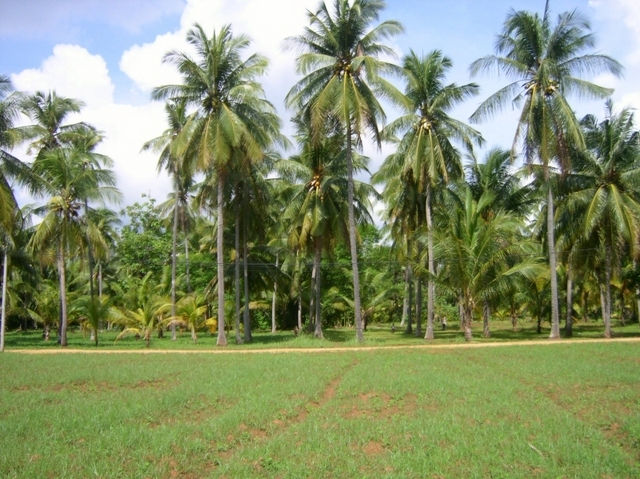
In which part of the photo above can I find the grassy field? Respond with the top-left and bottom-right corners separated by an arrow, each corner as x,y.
4,317 -> 640,350
1,342 -> 639,478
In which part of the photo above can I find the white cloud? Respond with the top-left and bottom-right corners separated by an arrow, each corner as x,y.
12,45 -> 114,108
120,0 -> 318,96
10,45 -> 171,208
120,31 -> 186,92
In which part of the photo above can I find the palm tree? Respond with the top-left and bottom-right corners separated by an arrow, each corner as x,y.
152,24 -> 283,346
74,295 -> 119,346
380,50 -> 482,340
17,91 -> 88,155
434,188 -> 542,340
470,1 -> 623,338
276,119 -> 375,338
170,294 -> 212,344
286,0 -> 404,343
27,146 -> 119,346
144,99 -> 196,340
467,148 -> 534,219
0,76 -> 21,352
115,299 -> 168,348
564,101 -> 640,338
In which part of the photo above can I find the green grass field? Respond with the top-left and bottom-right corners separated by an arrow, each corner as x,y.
1,341 -> 639,478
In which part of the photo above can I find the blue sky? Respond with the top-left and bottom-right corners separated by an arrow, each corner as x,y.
1,0 -> 639,209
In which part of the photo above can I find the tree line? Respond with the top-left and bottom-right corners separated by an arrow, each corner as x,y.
0,0 -> 637,349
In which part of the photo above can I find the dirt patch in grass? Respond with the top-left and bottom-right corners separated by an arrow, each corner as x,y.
363,441 -> 386,456
342,392 -> 433,420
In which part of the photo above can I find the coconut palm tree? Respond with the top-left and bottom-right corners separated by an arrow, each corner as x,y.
470,1 -> 623,338
434,188 -> 542,341
286,0 -> 404,343
0,76 -> 21,352
27,146 -> 119,346
276,118 -> 375,338
380,49 -> 482,340
564,101 -> 640,337
17,91 -> 88,155
170,294 -> 212,344
467,148 -> 534,219
144,99 -> 197,340
115,299 -> 168,348
152,24 -> 284,346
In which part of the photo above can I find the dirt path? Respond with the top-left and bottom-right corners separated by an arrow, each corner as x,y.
6,337 -> 640,355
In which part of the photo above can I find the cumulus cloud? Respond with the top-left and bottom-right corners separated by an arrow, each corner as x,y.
11,45 -> 171,208
121,0 -> 317,98
12,45 -> 114,108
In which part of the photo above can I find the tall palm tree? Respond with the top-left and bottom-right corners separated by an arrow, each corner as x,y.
144,99 -> 195,340
276,119 -> 375,338
467,148 -> 534,219
286,0 -> 404,343
0,76 -> 19,352
470,1 -> 623,338
152,23 -> 283,346
17,91 -> 87,155
381,50 -> 482,340
27,146 -> 119,346
564,101 -> 640,338
1,77 -> 40,351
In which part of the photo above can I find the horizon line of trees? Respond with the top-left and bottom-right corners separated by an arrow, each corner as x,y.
1,0 -> 639,349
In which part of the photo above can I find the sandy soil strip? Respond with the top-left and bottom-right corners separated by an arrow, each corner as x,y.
5,337 -> 640,355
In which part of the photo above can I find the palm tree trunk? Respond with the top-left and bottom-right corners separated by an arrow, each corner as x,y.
271,254 -> 278,333
459,301 -> 464,329
600,284 -> 606,325
98,263 -> 103,299
604,245 -> 613,338
216,175 -> 227,346
547,187 -> 560,339
298,293 -> 303,331
234,199 -> 242,344
314,238 -> 323,339
182,212 -> 191,294
483,300 -> 490,338
635,261 -> 640,323
57,243 -> 68,347
405,265 -> 413,334
346,125 -> 364,343
0,251 -> 8,352
401,265 -> 409,327
296,251 -> 303,331
565,267 -> 573,337
463,301 -> 473,342
243,219 -> 251,343
619,287 -> 626,326
170,183 -> 179,341
309,257 -> 316,333
85,198 -> 97,343
425,184 -> 435,340
415,279 -> 422,337
84,198 -> 95,300
583,289 -> 589,323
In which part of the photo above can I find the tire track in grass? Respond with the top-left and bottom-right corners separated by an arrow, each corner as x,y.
211,358 -> 357,474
